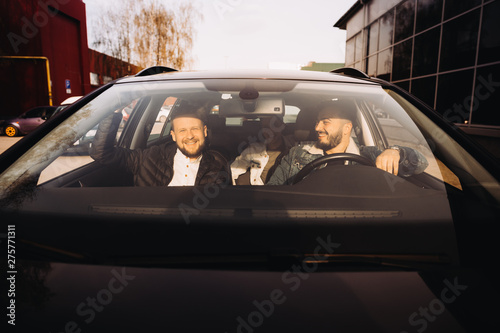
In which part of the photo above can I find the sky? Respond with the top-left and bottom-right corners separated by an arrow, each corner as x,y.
83,0 -> 358,70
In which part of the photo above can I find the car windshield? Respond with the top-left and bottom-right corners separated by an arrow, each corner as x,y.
1,77 -> 500,265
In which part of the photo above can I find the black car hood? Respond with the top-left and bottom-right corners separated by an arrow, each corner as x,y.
12,260 -> 477,333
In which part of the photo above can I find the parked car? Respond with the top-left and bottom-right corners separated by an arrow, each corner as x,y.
0,105 -> 57,136
0,68 -> 498,332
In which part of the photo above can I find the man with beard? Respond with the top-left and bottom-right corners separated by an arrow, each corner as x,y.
90,102 -> 229,186
267,100 -> 428,185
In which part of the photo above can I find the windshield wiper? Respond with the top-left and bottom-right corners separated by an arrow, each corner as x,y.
300,253 -> 451,269
20,239 -> 88,262
97,253 -> 451,271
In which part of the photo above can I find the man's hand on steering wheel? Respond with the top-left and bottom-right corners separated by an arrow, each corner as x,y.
375,148 -> 400,176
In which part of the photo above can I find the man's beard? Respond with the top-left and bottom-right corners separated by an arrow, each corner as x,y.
315,128 -> 343,151
178,140 -> 206,158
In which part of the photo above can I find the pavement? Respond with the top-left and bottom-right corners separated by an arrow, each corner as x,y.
0,136 -> 22,154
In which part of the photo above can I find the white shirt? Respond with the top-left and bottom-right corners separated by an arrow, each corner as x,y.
230,142 -> 269,185
168,149 -> 202,186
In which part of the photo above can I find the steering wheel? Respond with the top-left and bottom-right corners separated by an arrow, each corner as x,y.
292,153 -> 375,185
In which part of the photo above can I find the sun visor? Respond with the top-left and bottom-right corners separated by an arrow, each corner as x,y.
219,98 -> 285,117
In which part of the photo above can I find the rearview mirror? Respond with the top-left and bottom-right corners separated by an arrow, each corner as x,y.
219,98 -> 284,116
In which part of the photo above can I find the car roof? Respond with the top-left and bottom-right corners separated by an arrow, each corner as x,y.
116,69 -> 381,86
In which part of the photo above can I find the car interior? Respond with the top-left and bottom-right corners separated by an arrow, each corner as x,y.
32,78 -> 500,212
35,90 -> 451,221
43,91 -> 385,188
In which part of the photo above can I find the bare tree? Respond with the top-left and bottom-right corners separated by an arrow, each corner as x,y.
91,1 -> 135,76
91,0 -> 202,71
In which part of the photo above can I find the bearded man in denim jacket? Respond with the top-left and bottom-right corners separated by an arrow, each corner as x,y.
267,100 -> 428,185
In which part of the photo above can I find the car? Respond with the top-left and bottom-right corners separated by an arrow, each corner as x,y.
1,68 -> 499,332
0,105 -> 58,137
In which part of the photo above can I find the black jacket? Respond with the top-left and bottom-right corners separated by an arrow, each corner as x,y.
90,113 -> 230,186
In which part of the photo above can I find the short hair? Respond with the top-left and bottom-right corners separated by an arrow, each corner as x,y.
316,99 -> 356,122
170,101 -> 207,126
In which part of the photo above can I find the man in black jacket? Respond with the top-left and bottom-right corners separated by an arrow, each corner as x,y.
90,104 -> 229,187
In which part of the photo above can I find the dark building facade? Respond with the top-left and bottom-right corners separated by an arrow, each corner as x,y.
0,0 -> 92,117
335,0 -> 500,152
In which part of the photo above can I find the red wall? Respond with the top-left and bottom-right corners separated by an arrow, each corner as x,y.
89,49 -> 143,87
0,0 -> 91,117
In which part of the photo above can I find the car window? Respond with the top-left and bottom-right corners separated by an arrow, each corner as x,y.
363,94 -> 462,189
1,78 -> 499,222
386,89 -> 500,201
146,97 -> 177,143
24,107 -> 45,118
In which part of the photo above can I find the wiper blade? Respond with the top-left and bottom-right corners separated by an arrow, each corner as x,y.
20,239 -> 88,261
104,253 -> 450,270
302,253 -> 451,269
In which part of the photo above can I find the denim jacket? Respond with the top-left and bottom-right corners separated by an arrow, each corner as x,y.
267,139 -> 429,185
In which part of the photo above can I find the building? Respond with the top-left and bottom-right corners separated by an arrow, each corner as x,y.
335,0 -> 500,156
0,0 -> 142,119
0,0 -> 92,116
89,49 -> 142,88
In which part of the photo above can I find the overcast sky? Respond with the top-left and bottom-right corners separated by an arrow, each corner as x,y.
83,0 -> 357,70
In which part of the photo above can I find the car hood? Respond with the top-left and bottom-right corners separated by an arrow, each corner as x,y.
13,260 -> 473,332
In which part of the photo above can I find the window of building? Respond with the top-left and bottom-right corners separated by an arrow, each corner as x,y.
413,26 -> 440,78
103,76 -> 113,84
395,0 -> 415,43
440,9 -> 480,72
416,0 -> 443,33
444,0 -> 482,20
478,0 -> 500,66
377,47 -> 392,81
411,76 -> 437,108
471,63 -> 500,126
355,32 -> 364,63
367,54 -> 377,77
394,80 -> 410,92
90,72 -> 100,86
436,69 -> 474,123
367,21 -> 379,55
378,10 -> 394,51
392,39 -> 413,81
